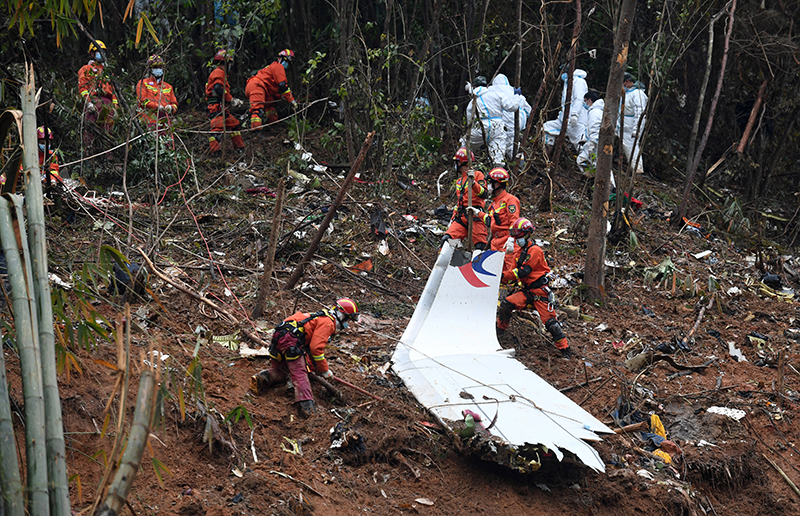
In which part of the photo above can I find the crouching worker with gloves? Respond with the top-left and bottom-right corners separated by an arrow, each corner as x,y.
250,298 -> 360,417
496,218 -> 572,360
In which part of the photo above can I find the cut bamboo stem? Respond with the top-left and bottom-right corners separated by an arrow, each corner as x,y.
0,196 -> 49,516
763,453 -> 800,498
22,63 -> 69,516
0,322 -> 24,516
252,179 -> 285,318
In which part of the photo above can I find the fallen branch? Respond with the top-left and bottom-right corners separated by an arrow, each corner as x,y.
559,376 -> 603,393
270,470 -> 324,497
332,375 -> 385,402
613,421 -> 649,434
393,451 -> 420,479
763,453 -> 800,498
197,401 -> 241,462
308,373 -> 345,403
682,294 -> 715,349
136,247 -> 271,349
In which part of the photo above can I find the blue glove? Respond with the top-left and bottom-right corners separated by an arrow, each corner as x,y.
514,87 -> 522,95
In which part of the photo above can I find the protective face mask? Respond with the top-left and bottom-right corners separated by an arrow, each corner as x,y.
38,143 -> 46,153
151,68 -> 164,78
561,72 -> 568,81
282,61 -> 289,70
516,237 -> 527,247
95,52 -> 104,62
583,102 -> 590,110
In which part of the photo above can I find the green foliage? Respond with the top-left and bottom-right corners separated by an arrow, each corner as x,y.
225,404 -> 254,429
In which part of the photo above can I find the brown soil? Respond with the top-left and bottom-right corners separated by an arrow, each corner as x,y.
5,124 -> 800,515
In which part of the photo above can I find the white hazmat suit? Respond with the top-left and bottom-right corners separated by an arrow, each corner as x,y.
463,82 -> 517,166
618,83 -> 647,174
575,99 -> 615,186
489,74 -> 532,161
543,69 -> 588,149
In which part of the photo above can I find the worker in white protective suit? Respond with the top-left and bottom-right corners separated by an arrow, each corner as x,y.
489,74 -> 532,163
463,76 -> 517,166
576,91 -> 615,187
618,72 -> 647,175
543,68 -> 588,150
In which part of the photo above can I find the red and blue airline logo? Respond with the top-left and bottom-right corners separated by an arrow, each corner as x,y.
458,250 -> 497,288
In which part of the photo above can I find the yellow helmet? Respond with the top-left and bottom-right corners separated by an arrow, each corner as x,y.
88,40 -> 107,53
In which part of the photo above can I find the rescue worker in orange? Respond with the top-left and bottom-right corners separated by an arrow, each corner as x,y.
250,298 -> 360,417
3,126 -> 60,189
205,49 -> 245,156
245,71 -> 267,132
441,147 -> 489,250
497,218 -> 572,359
476,167 -> 521,273
255,49 -> 298,125
78,40 -> 118,142
135,55 -> 178,134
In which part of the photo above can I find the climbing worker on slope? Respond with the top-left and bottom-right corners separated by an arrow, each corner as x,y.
250,298 -> 360,417
78,40 -> 118,146
576,91 -> 614,187
255,49 -> 298,126
497,218 -> 572,360
477,167 -> 521,273
135,54 -> 178,134
245,71 -> 267,133
463,76 -> 516,166
3,126 -> 61,189
542,68 -> 589,151
619,72 -> 647,175
205,49 -> 245,157
441,147 -> 489,250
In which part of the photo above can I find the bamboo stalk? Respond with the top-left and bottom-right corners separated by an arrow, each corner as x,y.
0,196 -> 49,515
0,322 -> 24,516
252,180 -> 285,318
21,63 -> 70,516
96,361 -> 157,516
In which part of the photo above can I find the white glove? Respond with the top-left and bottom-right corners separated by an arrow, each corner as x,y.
85,102 -> 98,114
504,236 -> 515,253
464,81 -> 473,94
466,206 -> 481,217
321,369 -> 334,379
231,98 -> 244,108
569,113 -> 579,125
291,100 -> 298,110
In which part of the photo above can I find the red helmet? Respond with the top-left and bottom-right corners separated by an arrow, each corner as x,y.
37,126 -> 53,139
453,147 -> 475,163
335,298 -> 360,322
213,49 -> 233,62
278,49 -> 295,61
489,167 -> 510,183
509,218 -> 534,238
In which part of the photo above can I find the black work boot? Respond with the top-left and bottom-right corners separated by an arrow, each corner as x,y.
249,370 -> 273,395
560,347 -> 573,360
297,400 -> 317,418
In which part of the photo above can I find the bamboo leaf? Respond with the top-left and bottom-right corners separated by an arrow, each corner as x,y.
69,474 -> 82,501
151,457 -> 173,489
123,0 -> 135,22
177,385 -> 186,422
101,412 -> 110,439
94,359 -> 119,371
141,13 -> 161,45
135,16 -> 144,47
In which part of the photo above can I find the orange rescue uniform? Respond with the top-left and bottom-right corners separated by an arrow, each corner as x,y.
484,189 -> 521,273
205,65 -> 244,153
497,243 -> 568,350
4,149 -> 60,188
255,61 -> 295,123
78,61 -> 118,131
444,168 -> 488,246
135,77 -> 178,131
245,74 -> 267,130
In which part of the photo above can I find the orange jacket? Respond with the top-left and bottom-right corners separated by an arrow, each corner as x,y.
39,149 -> 59,176
255,61 -> 295,103
205,65 -> 232,112
453,169 -> 487,219
136,77 -> 178,112
245,74 -> 266,110
78,61 -> 117,103
486,189 -> 521,240
502,243 -> 550,287
284,311 -> 336,374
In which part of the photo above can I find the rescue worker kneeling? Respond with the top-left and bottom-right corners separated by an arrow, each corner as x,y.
497,218 -> 572,360
250,298 -> 360,417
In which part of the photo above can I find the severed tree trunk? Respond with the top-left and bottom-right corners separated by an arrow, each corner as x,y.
584,0 -> 636,301
550,0 -> 581,172
339,0 -> 356,162
512,0 -> 523,175
676,0 -> 736,223
736,79 -> 767,154
252,180 -> 285,318
0,310 -> 23,516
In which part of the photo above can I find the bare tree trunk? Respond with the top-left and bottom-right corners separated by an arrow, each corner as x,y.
512,0 -> 522,175
406,0 -> 442,109
677,0 -> 736,223
339,0 -> 356,162
550,1 -> 581,173
584,0 -> 636,301
758,103 -> 800,198
736,79 -> 767,154
252,180 -> 285,318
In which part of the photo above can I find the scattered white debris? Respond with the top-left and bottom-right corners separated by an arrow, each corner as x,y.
378,240 -> 390,255
727,341 -> 747,362
708,406 -> 746,421
415,498 -> 434,506
48,273 -> 73,289
637,469 -> 655,480
727,286 -> 742,296
693,250 -> 712,260
697,440 -> 718,447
